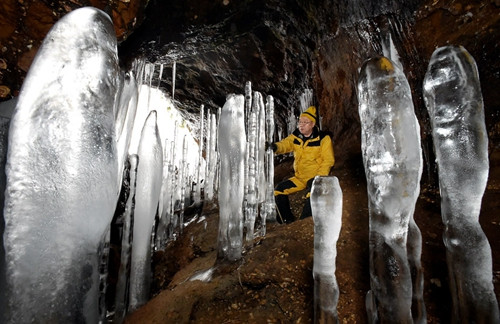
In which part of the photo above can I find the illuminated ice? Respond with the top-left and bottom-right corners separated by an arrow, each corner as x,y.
311,176 -> 342,324
358,56 -> 425,323
3,7 -> 119,323
423,45 -> 500,323
128,110 -> 163,311
217,94 -> 246,261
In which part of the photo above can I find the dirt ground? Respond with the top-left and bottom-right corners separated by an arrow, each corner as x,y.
124,155 -> 500,323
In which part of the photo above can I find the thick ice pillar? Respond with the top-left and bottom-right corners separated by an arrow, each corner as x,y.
358,56 -> 425,323
217,94 -> 246,261
3,7 -> 119,323
311,176 -> 342,324
128,110 -> 163,311
423,45 -> 500,323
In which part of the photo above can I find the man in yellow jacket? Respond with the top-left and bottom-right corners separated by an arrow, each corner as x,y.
267,106 -> 335,224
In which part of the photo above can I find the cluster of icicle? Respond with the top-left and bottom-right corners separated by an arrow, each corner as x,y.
215,81 -> 276,262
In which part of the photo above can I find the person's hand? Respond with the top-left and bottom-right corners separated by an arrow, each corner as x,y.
265,142 -> 277,152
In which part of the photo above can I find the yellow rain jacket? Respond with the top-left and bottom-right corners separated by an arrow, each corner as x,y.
275,127 -> 335,186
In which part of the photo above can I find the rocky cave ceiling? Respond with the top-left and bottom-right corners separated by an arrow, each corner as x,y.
0,0 -> 499,168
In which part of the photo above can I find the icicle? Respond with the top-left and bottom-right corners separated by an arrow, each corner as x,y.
256,92 -> 266,204
299,88 -> 313,112
245,81 -> 252,132
128,110 -> 163,312
113,154 -> 138,323
157,63 -> 164,89
195,105 -> 205,203
179,136 -> 188,234
245,105 -> 258,245
168,140 -> 176,239
204,112 -> 213,201
205,113 -> 218,201
172,61 -> 176,100
262,95 -> 276,231
217,94 -> 246,261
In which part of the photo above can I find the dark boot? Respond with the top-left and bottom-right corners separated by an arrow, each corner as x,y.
300,197 -> 312,219
275,194 -> 294,224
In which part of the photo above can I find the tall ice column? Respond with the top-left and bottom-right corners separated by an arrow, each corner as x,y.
358,56 -> 425,323
424,45 -> 500,323
217,94 -> 246,261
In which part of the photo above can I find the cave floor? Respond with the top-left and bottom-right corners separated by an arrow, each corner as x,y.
125,159 -> 500,323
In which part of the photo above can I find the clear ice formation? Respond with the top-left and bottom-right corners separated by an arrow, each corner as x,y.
194,105 -> 205,203
113,154 -> 138,323
357,56 -> 425,323
128,110 -> 163,311
2,7 -> 120,323
262,95 -> 276,231
116,71 -> 139,180
311,176 -> 343,324
256,92 -> 267,204
423,45 -> 500,323
245,97 -> 258,244
217,94 -> 246,261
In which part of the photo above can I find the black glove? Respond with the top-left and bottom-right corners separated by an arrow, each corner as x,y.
265,142 -> 277,152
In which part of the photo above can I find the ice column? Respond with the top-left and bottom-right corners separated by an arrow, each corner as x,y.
204,112 -> 214,200
115,71 -> 139,176
128,110 -> 163,311
194,105 -> 204,203
245,81 -> 253,131
245,103 -> 258,244
205,112 -> 218,201
3,7 -> 120,323
261,95 -> 276,231
157,63 -> 164,89
113,154 -> 138,323
179,136 -> 188,233
217,94 -> 246,261
311,176 -> 343,324
358,56 -> 425,323
423,45 -> 500,323
256,92 -> 267,204
172,61 -> 176,100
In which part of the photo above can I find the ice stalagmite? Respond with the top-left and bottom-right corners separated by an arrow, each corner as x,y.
256,92 -> 267,205
3,7 -> 119,323
194,105 -> 204,203
217,94 -> 246,261
358,56 -> 425,323
423,45 -> 500,323
262,95 -> 276,232
128,110 -> 163,311
311,176 -> 343,324
245,102 -> 258,244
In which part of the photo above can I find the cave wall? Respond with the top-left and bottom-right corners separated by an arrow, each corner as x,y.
312,0 -> 499,172
0,0 -> 499,176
